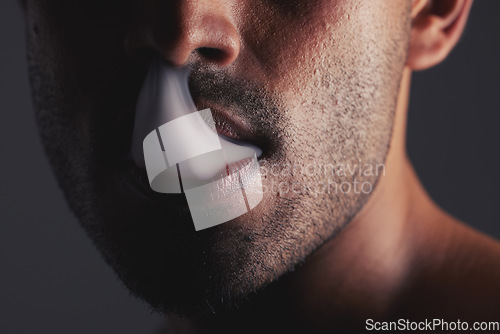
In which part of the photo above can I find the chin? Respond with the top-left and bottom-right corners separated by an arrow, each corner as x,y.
76,170 -> 282,316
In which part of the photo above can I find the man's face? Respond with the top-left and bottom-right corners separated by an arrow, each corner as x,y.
26,0 -> 410,314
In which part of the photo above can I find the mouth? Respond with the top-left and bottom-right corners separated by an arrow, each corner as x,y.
120,104 -> 265,230
122,110 -> 263,203
118,58 -> 274,213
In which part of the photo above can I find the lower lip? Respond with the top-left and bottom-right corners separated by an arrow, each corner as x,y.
116,155 -> 262,232
118,128 -> 264,210
118,155 -> 259,201
182,154 -> 263,230
218,157 -> 256,197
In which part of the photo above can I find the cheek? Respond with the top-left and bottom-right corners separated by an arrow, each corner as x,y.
236,0 -> 408,103
239,2 -> 345,91
27,0 -> 137,88
256,0 -> 409,160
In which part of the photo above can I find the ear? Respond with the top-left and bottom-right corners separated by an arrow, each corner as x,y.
407,0 -> 473,71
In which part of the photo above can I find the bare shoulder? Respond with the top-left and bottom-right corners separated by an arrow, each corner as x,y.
446,217 -> 500,284
392,214 -> 500,320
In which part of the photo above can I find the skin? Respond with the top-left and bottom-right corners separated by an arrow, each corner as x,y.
21,0 -> 500,332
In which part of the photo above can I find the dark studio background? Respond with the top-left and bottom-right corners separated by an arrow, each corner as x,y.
1,1 -> 499,333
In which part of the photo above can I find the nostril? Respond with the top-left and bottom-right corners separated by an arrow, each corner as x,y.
197,47 -> 228,63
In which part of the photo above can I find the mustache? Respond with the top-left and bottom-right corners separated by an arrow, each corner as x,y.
187,65 -> 284,128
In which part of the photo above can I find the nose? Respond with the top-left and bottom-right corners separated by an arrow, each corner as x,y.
126,0 -> 240,67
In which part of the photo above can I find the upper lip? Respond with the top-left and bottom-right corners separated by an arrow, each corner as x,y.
192,97 -> 265,149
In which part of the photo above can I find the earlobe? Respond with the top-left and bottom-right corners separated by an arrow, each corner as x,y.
407,0 -> 473,71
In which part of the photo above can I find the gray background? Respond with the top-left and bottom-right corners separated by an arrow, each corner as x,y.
1,1 -> 499,333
